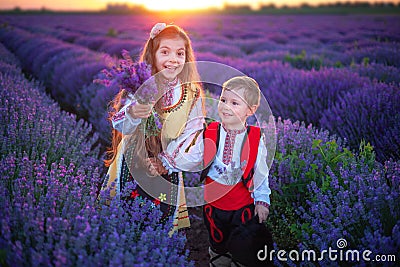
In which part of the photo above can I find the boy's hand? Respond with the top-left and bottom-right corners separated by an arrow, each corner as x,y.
255,204 -> 269,223
146,157 -> 168,176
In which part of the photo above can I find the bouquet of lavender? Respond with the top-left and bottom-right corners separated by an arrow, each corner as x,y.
95,50 -> 156,102
95,50 -> 162,136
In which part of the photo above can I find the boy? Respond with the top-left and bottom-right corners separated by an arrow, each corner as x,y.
153,76 -> 272,266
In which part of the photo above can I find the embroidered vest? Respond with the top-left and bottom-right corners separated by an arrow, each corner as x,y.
200,121 -> 261,192
158,83 -> 200,140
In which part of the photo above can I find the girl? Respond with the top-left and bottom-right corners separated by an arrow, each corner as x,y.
102,23 -> 205,234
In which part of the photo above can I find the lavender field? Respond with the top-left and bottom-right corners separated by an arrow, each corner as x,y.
0,14 -> 399,266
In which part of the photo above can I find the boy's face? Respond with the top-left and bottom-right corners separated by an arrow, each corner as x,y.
218,88 -> 256,130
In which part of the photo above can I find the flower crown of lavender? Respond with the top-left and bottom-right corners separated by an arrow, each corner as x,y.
150,23 -> 167,39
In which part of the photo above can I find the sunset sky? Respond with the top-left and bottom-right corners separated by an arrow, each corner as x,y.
1,0 -> 399,11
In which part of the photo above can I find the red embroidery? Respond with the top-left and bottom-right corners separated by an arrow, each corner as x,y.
159,151 -> 176,168
222,125 -> 246,165
172,141 -> 185,159
130,190 -> 139,199
241,207 -> 252,223
255,201 -> 270,208
112,110 -> 126,122
162,77 -> 178,107
204,204 -> 223,243
153,198 -> 161,206
159,141 -> 184,169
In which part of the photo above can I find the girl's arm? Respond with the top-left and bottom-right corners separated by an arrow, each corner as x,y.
251,135 -> 271,206
159,95 -> 205,173
159,128 -> 204,173
111,94 -> 152,135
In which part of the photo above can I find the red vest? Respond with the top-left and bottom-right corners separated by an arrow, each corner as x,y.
201,122 -> 261,210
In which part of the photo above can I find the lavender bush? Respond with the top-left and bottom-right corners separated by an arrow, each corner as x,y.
283,50 -> 323,70
267,117 -> 399,264
265,67 -> 369,126
0,72 -> 101,169
299,159 -> 400,264
348,63 -> 400,84
266,118 -> 347,249
0,61 -> 22,77
98,39 -> 143,58
0,44 -> 21,76
0,154 -> 192,266
346,43 -> 400,68
0,26 -> 108,113
76,80 -> 117,141
320,82 -> 400,162
74,36 -> 108,50
56,30 -> 82,43
0,43 -> 20,67
1,16 -> 398,162
0,53 -> 192,266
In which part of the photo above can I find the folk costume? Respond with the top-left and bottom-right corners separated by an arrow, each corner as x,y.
101,80 -> 204,235
160,121 -> 272,266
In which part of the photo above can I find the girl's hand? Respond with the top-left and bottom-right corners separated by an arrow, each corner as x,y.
127,102 -> 154,119
146,157 -> 168,176
255,204 -> 269,223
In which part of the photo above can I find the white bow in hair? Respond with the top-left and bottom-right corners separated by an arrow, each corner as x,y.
150,23 -> 167,39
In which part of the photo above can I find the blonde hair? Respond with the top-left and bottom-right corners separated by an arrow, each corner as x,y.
105,24 -> 203,167
222,76 -> 261,107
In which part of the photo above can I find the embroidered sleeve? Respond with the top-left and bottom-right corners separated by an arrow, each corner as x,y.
251,135 -> 271,205
112,94 -> 141,135
158,95 -> 205,173
112,110 -> 126,123
255,201 -> 270,208
159,129 -> 204,173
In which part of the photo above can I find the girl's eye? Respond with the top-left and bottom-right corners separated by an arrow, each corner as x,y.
220,99 -> 226,103
161,50 -> 168,55
178,51 -> 185,57
232,102 -> 239,105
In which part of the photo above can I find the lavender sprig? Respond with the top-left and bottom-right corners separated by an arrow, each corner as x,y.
95,50 -> 158,104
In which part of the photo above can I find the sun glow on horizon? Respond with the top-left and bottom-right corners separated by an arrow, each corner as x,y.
125,0 -> 400,11
129,0 -> 223,11
0,0 -> 399,12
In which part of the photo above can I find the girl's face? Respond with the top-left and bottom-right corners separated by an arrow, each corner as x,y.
155,37 -> 186,81
218,88 -> 255,130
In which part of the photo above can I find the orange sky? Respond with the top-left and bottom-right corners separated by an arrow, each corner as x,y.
1,0 -> 399,11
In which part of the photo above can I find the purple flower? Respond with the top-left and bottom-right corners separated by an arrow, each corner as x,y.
0,53 -> 192,266
95,50 -> 158,104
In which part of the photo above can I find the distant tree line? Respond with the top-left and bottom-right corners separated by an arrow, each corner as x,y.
225,1 -> 399,13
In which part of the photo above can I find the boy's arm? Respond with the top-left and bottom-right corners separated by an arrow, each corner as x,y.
251,135 -> 271,206
111,94 -> 142,135
252,135 -> 271,223
158,129 -> 204,173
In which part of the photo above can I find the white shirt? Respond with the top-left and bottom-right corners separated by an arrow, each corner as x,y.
160,125 -> 271,204
111,82 -> 204,139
